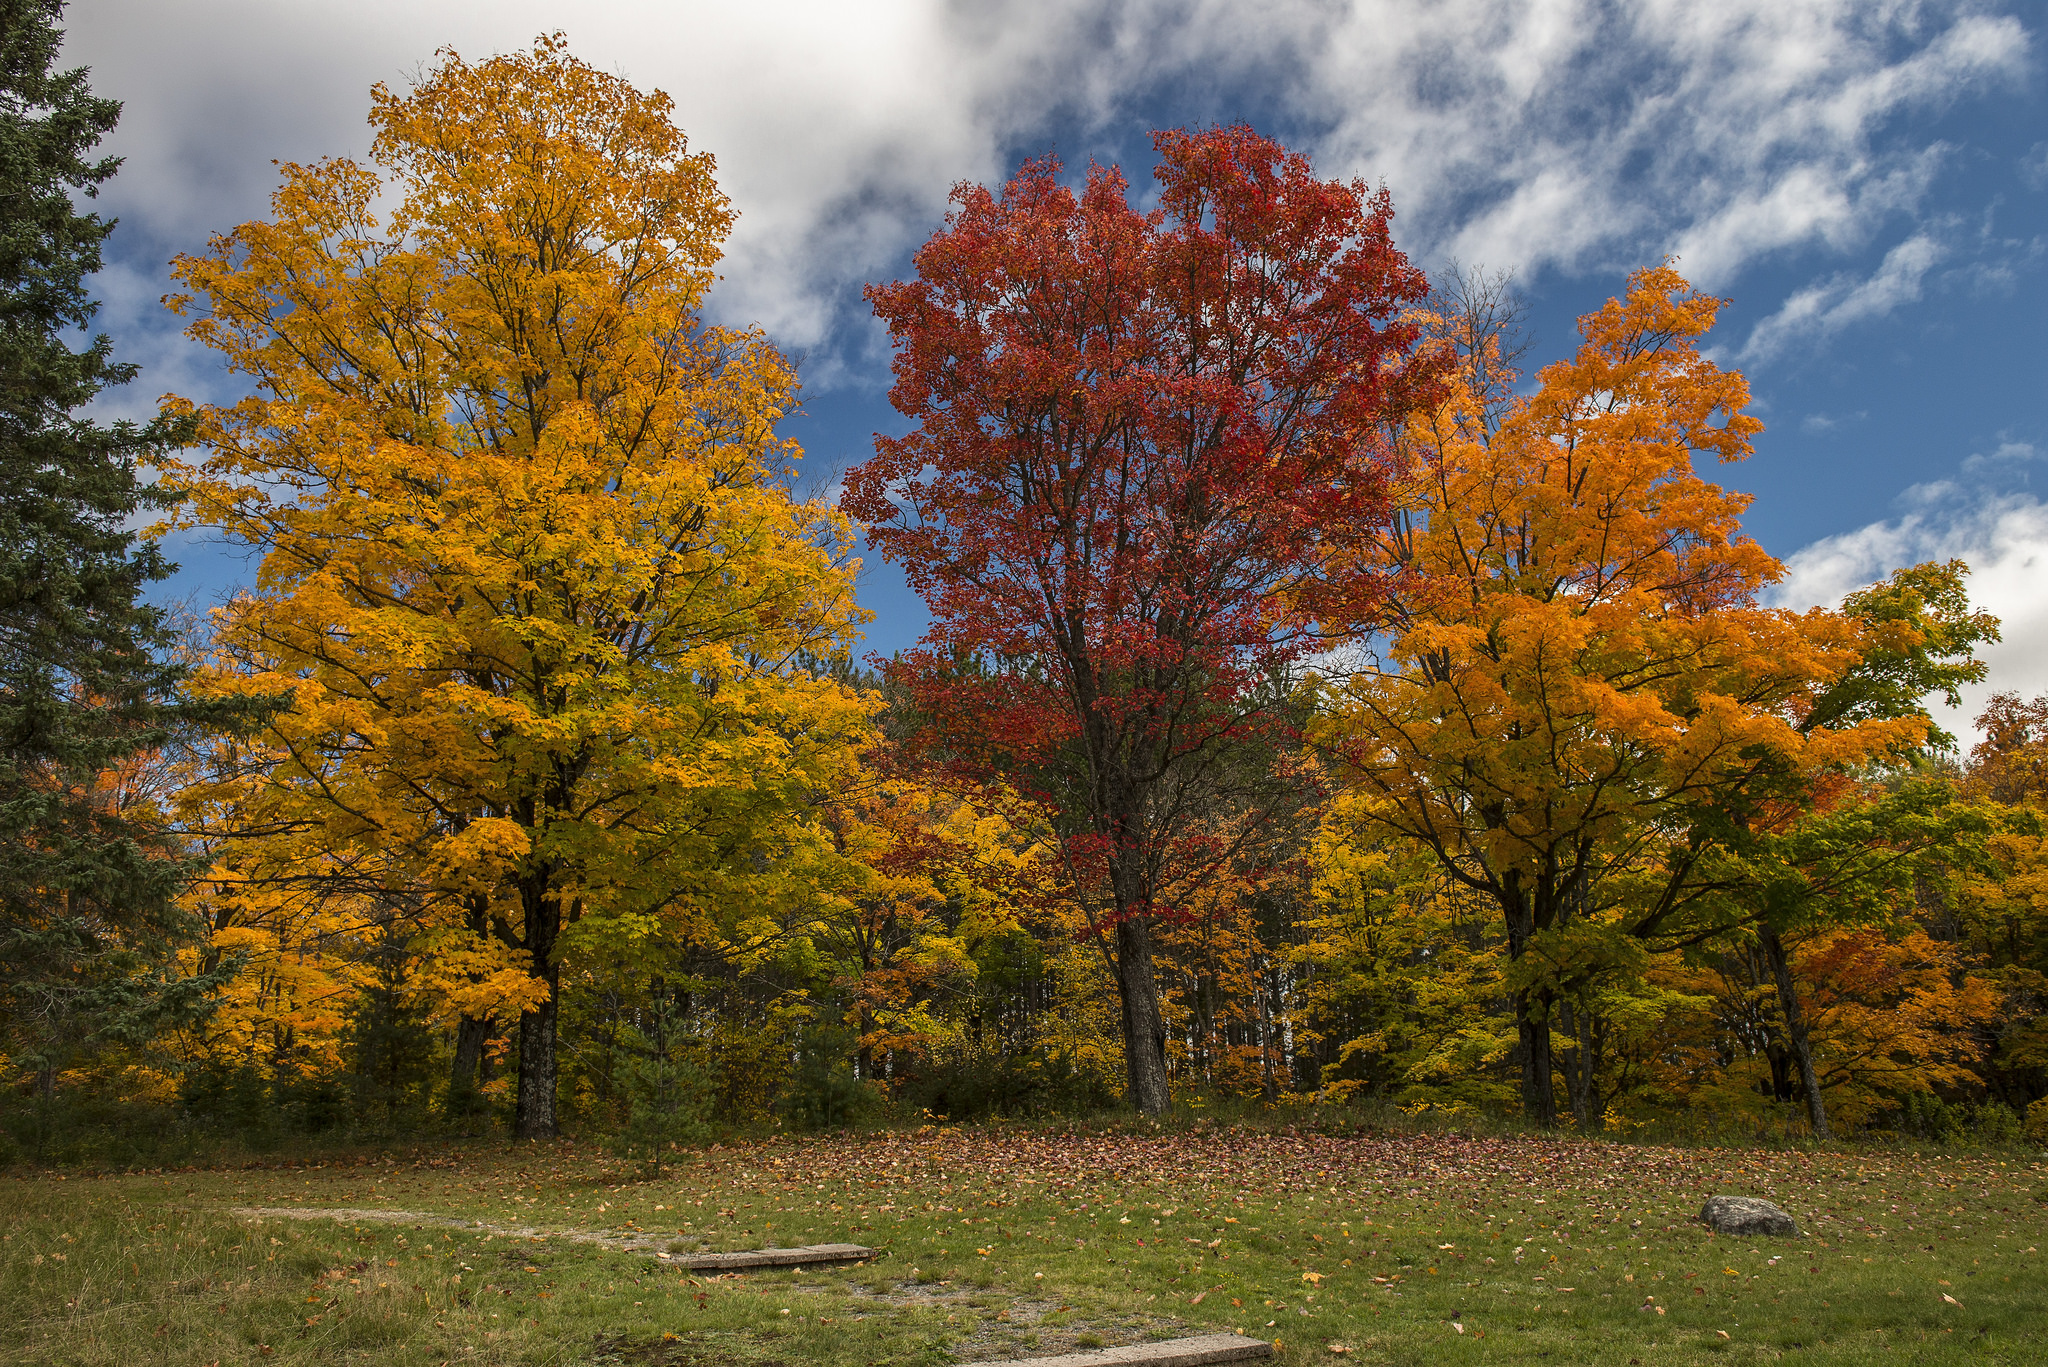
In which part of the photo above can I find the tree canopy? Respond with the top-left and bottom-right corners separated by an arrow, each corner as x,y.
843,127 -> 1439,1113
2,27 -> 2041,1155
161,36 -> 868,1137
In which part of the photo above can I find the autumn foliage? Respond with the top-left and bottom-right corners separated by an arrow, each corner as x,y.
1313,267 -> 1950,1125
5,35 -> 2047,1153
158,37 -> 867,1137
844,127 -> 1437,1113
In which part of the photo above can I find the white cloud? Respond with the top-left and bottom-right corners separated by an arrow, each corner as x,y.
1773,485 -> 2048,739
2022,141 -> 2048,190
1740,231 -> 1946,361
1295,3 -> 2024,284
1961,440 -> 2041,475
59,0 -> 2031,405
64,0 -> 1083,361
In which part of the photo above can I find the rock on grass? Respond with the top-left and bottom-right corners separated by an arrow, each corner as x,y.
1699,1195 -> 1799,1237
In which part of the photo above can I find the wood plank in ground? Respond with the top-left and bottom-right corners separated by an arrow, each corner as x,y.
668,1243 -> 874,1270
967,1333 -> 1273,1367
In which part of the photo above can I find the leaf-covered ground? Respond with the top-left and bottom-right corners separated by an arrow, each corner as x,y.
4,1126 -> 2042,1365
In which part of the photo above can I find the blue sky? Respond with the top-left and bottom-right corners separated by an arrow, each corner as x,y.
64,1 -> 2048,734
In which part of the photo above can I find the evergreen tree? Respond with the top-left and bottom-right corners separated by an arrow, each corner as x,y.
0,0 -> 236,1098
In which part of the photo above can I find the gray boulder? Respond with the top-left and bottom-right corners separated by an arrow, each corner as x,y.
1699,1195 -> 1799,1237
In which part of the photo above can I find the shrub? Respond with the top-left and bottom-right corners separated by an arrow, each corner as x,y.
2025,1098 -> 2048,1145
778,1026 -> 881,1131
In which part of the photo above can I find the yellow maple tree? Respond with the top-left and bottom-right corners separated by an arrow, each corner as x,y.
159,36 -> 867,1137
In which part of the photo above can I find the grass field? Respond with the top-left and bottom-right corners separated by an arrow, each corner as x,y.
3,1123 -> 2042,1366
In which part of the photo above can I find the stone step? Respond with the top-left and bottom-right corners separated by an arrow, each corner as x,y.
668,1243 -> 875,1270
967,1333 -> 1273,1367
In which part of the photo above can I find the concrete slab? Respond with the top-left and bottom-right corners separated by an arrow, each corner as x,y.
669,1243 -> 875,1270
966,1333 -> 1273,1367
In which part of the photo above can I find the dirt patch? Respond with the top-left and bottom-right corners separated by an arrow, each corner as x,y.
230,1206 -> 701,1258
812,1278 -> 1184,1362
590,1331 -> 789,1366
941,1298 -> 1186,1362
661,1270 -> 1183,1362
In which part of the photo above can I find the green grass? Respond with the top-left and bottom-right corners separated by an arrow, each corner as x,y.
3,1124 -> 2043,1365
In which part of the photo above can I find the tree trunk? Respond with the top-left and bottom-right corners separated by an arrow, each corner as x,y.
1764,1040 -> 1797,1102
448,1014 -> 492,1115
1560,999 -> 1599,1130
514,875 -> 563,1139
596,987 -> 622,1108
1499,875 -> 1561,1126
1113,915 -> 1171,1115
1760,925 -> 1830,1141
1253,967 -> 1276,1102
516,995 -> 559,1138
1516,988 -> 1560,1127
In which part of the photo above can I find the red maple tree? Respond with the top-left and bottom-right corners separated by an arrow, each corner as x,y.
842,127 -> 1439,1112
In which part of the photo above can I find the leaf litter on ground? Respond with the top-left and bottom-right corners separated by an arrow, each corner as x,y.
5,1125 -> 2044,1366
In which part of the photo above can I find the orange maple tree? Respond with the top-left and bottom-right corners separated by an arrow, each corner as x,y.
1318,266 -> 1927,1124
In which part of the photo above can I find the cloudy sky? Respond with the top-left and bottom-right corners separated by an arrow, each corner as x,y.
63,0 -> 2048,737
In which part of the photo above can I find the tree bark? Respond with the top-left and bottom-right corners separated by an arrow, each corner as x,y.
1501,877 -> 1560,1126
1760,925 -> 1830,1140
514,873 -> 563,1139
1113,914 -> 1171,1115
1560,999 -> 1599,1129
448,1014 -> 492,1115
516,995 -> 559,1138
1515,990 -> 1560,1127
